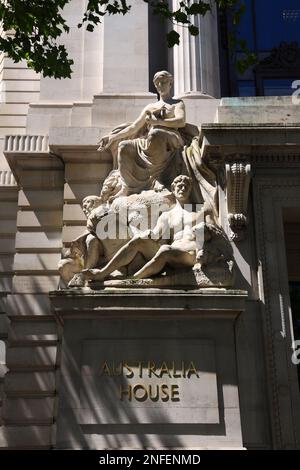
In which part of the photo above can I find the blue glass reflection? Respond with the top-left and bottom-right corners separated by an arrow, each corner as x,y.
263,78 -> 296,95
237,0 -> 254,50
238,80 -> 256,96
256,0 -> 300,50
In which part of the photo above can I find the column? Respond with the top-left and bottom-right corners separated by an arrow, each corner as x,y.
172,1 -> 221,98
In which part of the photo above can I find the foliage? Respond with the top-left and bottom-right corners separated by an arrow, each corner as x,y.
0,0 -> 255,78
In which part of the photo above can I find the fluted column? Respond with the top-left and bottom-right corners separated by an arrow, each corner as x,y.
172,1 -> 221,98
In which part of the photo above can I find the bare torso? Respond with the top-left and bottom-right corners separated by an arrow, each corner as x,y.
161,203 -> 204,254
145,99 -> 182,123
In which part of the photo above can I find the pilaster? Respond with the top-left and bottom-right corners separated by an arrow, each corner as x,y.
1,136 -> 64,448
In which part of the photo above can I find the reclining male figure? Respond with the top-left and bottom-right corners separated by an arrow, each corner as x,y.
83,175 -> 209,282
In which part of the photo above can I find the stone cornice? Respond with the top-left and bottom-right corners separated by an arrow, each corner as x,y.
200,123 -> 300,161
199,123 -> 300,240
3,134 -> 63,185
50,288 -> 248,321
199,123 -> 300,171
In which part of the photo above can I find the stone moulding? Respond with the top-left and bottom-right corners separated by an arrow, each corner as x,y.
0,170 -> 16,187
3,134 -> 62,186
4,135 -> 49,155
50,287 -> 248,319
200,123 -> 300,241
226,161 -> 251,241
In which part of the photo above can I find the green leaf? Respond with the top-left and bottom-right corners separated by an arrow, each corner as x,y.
0,0 -> 252,79
173,11 -> 188,24
188,25 -> 199,36
86,23 -> 94,32
167,30 -> 180,48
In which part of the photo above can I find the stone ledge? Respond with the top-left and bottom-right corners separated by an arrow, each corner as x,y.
8,315 -> 55,322
203,122 -> 300,128
220,96 -> 298,106
200,123 -> 300,161
93,92 -> 157,99
3,135 -> 52,186
4,390 -> 56,398
3,419 -> 53,426
7,340 -> 59,348
49,126 -> 100,149
7,365 -> 56,372
50,288 -> 247,320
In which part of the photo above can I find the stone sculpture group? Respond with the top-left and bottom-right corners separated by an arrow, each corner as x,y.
58,71 -> 234,288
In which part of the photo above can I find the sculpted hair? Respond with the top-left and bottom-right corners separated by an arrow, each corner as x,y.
82,195 -> 101,206
153,70 -> 173,86
171,175 -> 193,192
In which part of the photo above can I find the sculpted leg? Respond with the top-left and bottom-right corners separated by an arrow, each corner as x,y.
83,236 -> 159,281
84,234 -> 103,269
58,258 -> 82,284
134,245 -> 195,279
133,244 -> 172,279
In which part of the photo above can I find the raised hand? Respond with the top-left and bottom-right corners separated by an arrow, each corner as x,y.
97,134 -> 116,151
145,110 -> 159,126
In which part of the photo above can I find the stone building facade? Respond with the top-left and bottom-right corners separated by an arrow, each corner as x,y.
0,0 -> 300,449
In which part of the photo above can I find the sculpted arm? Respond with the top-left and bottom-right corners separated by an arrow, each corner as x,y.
98,108 -> 148,150
146,100 -> 185,129
150,212 -> 170,240
136,212 -> 169,241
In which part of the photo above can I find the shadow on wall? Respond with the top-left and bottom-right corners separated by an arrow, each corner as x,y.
1,288 -> 58,448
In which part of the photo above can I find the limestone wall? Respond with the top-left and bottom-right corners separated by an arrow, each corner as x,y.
0,54 -> 40,173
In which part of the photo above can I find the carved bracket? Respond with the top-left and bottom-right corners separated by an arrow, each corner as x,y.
225,161 -> 251,241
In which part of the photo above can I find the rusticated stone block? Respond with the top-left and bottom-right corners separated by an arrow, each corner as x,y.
6,294 -> 52,316
15,232 -> 62,252
18,190 -> 63,209
63,204 -> 86,223
4,371 -> 56,393
6,345 -> 57,367
13,253 -> 61,272
64,182 -> 101,202
12,275 -> 60,294
8,320 -> 58,341
1,425 -> 52,447
65,163 -> 111,182
2,396 -> 55,421
17,210 -> 62,229
20,170 -> 64,189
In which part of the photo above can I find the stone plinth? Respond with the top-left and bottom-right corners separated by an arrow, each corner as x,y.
50,288 -> 247,449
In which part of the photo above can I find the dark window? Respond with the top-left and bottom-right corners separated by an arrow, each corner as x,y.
263,78 -> 296,96
256,0 -> 300,50
238,80 -> 256,96
219,0 -> 300,96
289,282 -> 300,390
236,0 -> 255,51
283,214 -> 300,391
